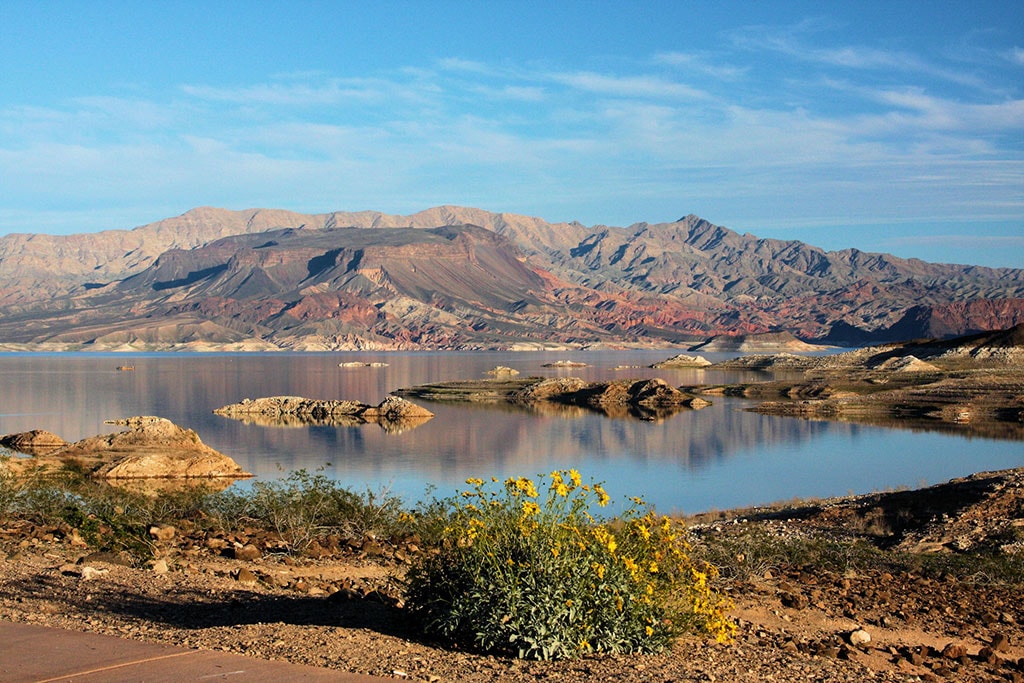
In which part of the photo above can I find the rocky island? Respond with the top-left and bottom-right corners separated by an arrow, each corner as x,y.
687,324 -> 1024,439
396,376 -> 710,421
0,416 -> 250,481
213,395 -> 434,432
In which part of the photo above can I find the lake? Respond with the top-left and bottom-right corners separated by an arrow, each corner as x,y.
1,352 -> 1020,513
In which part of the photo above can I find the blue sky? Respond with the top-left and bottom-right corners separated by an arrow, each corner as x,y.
1,1 -> 1021,267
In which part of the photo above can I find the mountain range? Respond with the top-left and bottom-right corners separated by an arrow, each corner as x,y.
0,206 -> 1021,351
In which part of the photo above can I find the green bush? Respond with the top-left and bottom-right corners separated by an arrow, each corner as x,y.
404,471 -> 734,660
211,470 -> 407,552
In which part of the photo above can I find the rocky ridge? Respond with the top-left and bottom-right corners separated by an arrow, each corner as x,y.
1,206 -> 1022,350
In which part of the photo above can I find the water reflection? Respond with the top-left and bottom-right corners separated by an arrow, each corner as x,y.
1,352 -> 1020,512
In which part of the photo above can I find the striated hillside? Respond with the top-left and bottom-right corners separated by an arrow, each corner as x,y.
0,206 -> 1022,350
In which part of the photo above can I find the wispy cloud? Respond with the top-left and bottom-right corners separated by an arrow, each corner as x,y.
653,51 -> 746,80
547,71 -> 710,101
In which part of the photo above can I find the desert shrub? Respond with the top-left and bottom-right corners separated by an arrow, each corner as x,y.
222,470 -> 407,551
691,525 -> 889,581
404,471 -> 734,660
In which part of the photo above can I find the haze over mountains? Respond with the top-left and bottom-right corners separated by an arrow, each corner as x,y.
0,206 -> 1021,351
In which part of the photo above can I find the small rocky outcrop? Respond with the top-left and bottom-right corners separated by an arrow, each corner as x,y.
485,366 -> 520,376
361,395 -> 435,421
214,395 -> 433,430
541,360 -> 588,368
0,429 -> 67,455
512,377 -> 589,402
874,355 -> 940,372
512,378 -> 711,416
7,417 -> 250,480
651,354 -> 711,368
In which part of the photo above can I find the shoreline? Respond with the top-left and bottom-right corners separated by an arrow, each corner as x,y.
1,467 -> 1022,681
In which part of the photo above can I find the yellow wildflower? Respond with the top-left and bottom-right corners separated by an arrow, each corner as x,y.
569,469 -> 582,487
594,484 -> 610,507
465,477 -> 484,486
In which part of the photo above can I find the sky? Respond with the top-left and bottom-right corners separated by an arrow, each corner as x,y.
0,1 -> 1021,268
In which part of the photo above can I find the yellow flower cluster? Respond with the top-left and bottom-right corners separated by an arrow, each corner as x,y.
505,476 -> 539,498
412,470 -> 735,659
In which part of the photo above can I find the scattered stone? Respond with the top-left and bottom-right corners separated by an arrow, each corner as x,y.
151,559 -> 169,574
149,524 -> 176,542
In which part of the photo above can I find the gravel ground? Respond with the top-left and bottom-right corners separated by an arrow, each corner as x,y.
3,470 -> 1023,682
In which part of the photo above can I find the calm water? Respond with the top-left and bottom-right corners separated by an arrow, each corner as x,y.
1,352 -> 1020,513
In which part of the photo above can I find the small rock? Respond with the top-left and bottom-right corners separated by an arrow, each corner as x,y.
780,591 -> 809,610
151,559 -> 169,574
231,544 -> 261,561
941,643 -> 968,660
80,566 -> 109,581
233,568 -> 258,584
991,633 -> 1010,652
977,646 -> 998,664
848,629 -> 871,647
149,524 -> 176,542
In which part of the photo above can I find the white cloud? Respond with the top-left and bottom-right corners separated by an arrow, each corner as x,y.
653,52 -> 746,80
547,70 -> 710,101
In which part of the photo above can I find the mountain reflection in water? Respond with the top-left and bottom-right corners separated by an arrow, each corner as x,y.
0,352 -> 1020,513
